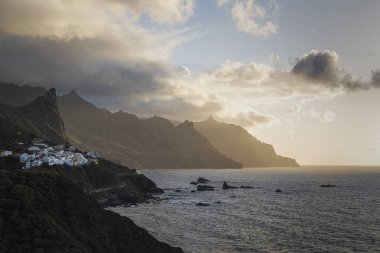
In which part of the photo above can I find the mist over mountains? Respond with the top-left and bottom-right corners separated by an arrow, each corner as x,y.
0,87 -> 66,145
58,90 -> 241,169
195,117 -> 298,167
0,83 -> 298,168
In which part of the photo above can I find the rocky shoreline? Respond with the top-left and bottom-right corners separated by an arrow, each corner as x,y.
0,169 -> 183,253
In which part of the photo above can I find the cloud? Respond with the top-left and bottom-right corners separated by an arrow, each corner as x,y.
292,50 -> 340,83
219,110 -> 276,127
287,106 -> 336,124
0,1 -> 377,130
207,61 -> 271,86
217,0 -> 278,37
0,0 -> 197,98
371,69 -> 380,87
320,110 -> 336,123
110,0 -> 194,25
0,0 -> 194,39
291,50 -> 367,90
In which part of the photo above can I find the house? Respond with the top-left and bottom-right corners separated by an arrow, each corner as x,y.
20,153 -> 29,163
55,150 -> 64,157
32,160 -> 43,167
54,145 -> 64,150
24,162 -> 32,169
28,146 -> 40,152
86,152 -> 98,158
35,143 -> 48,148
1,151 -> 13,157
48,159 -> 56,166
64,158 -> 74,166
39,149 -> 49,156
76,157 -> 88,166
18,143 -> 90,169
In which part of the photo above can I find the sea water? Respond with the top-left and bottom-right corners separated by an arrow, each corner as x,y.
110,167 -> 380,253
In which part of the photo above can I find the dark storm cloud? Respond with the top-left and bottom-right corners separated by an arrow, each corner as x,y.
291,50 -> 369,91
0,32 -> 172,97
371,69 -> 380,87
292,50 -> 339,83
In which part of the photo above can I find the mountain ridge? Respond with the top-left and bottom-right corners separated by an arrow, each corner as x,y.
0,83 -> 299,168
194,117 -> 299,167
0,89 -> 184,252
58,91 -> 242,169
0,88 -> 66,144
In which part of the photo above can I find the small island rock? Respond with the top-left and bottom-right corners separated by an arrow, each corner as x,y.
223,181 -> 238,190
197,177 -> 209,184
197,185 -> 215,191
196,203 -> 210,206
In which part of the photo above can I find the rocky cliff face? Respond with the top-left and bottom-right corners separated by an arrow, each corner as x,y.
0,88 -> 66,144
0,89 -> 159,205
58,91 -> 241,169
0,83 -> 299,168
0,88 -> 183,252
194,116 -> 299,167
0,82 -> 46,106
0,170 -> 183,253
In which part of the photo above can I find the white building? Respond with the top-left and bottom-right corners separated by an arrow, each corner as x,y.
1,151 -> 12,157
32,160 -> 43,167
86,152 -> 98,158
20,153 -> 29,163
64,158 -> 74,166
24,162 -> 32,169
18,142 -> 90,169
28,146 -> 40,152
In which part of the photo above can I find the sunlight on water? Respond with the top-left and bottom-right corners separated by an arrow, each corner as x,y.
110,167 -> 380,253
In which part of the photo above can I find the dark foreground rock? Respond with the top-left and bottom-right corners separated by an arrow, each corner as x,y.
197,185 -> 215,191
222,181 -> 238,190
0,170 -> 183,253
275,189 -> 282,193
190,181 -> 198,185
197,177 -> 209,184
35,158 -> 163,206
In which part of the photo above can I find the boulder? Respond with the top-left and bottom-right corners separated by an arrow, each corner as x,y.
190,181 -> 198,185
196,202 -> 210,206
196,185 -> 215,191
222,181 -> 238,190
197,177 -> 209,184
275,189 -> 282,193
320,184 -> 336,188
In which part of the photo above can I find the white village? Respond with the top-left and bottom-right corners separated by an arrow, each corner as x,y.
0,139 -> 99,169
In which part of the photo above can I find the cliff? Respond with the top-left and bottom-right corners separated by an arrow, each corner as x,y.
0,89 -> 184,252
194,116 -> 299,167
0,88 -> 66,144
57,91 -> 241,169
0,170 -> 183,253
0,93 -> 163,205
0,82 -> 46,106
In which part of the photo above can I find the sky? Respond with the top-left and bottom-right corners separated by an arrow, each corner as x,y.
0,0 -> 380,165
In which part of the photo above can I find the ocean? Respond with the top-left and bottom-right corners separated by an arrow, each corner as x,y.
109,167 -> 380,253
